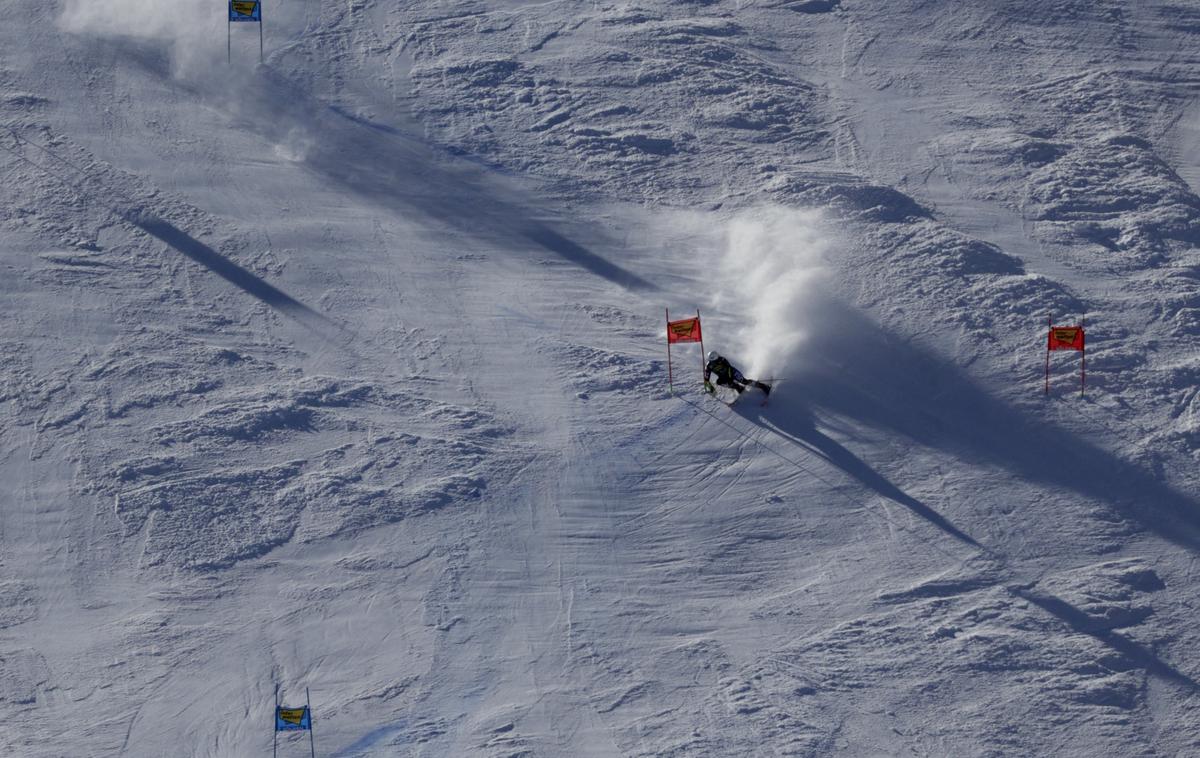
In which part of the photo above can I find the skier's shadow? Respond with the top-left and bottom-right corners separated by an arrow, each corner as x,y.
733,398 -> 981,547
744,298 -> 1200,554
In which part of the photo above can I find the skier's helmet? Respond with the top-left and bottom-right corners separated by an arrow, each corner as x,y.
707,351 -> 719,362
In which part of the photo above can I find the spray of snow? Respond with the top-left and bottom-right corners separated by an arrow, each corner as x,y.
58,0 -> 223,75
273,127 -> 315,163
714,206 -> 829,381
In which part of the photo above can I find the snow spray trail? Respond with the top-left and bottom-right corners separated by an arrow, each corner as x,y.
58,0 -> 221,74
714,207 -> 828,380
59,0 -> 207,39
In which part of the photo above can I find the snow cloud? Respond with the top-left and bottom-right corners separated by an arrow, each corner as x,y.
58,0 -> 223,74
715,206 -> 829,380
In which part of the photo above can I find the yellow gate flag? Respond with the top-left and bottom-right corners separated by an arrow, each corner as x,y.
229,0 -> 261,21
275,705 -> 311,731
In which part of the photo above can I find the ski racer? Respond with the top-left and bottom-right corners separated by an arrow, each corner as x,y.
703,351 -> 771,397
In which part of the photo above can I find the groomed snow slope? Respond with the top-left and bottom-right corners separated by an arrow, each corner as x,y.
3,0 -> 1200,755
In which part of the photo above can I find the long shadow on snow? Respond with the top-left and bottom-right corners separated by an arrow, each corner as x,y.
741,298 -> 1200,553
1014,587 -> 1199,692
225,70 -> 654,292
128,213 -> 339,337
739,400 -> 981,547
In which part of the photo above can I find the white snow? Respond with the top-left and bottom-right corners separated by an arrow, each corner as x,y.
3,0 -> 1200,755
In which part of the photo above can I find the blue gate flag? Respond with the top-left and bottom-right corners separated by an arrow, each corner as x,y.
275,705 -> 311,731
229,0 -> 261,21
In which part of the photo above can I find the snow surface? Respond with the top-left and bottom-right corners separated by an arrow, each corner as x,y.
3,0 -> 1200,754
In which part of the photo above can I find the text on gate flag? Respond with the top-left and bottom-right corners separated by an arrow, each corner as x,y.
666,316 -> 702,344
275,705 -> 311,731
1047,326 -> 1084,351
230,0 -> 261,21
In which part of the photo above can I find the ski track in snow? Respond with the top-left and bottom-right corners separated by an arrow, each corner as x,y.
2,0 -> 1200,755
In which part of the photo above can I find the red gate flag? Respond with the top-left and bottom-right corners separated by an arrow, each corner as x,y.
665,309 -> 705,393
1048,326 -> 1084,351
667,316 -> 702,344
1045,314 -> 1086,396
